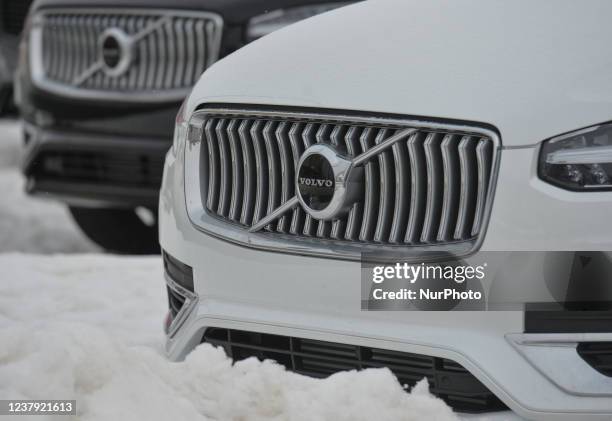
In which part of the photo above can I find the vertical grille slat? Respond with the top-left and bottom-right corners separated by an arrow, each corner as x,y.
251,121 -> 269,225
359,127 -> 379,242
85,16 -> 96,76
227,120 -> 244,222
204,119 -> 220,212
315,125 -> 333,238
136,16 -> 148,90
194,20 -> 207,81
34,10 -> 222,98
330,125 -> 348,239
471,139 -> 493,237
437,135 -> 461,242
289,123 -> 306,235
421,133 -> 445,243
389,134 -> 410,244
275,122 -> 294,233
146,19 -> 158,90
301,123 -> 318,237
195,111 -> 496,253
374,128 -> 395,243
174,18 -> 186,88
216,120 -> 232,217
343,126 -> 364,241
184,19 -> 196,86
68,16 -> 80,83
239,120 -> 256,226
454,136 -> 479,240
127,17 -> 139,88
405,132 -> 427,243
56,16 -> 68,82
264,121 -> 282,230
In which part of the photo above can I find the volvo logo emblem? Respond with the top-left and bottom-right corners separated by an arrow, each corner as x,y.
248,128 -> 416,233
99,28 -> 133,77
299,178 -> 334,188
296,144 -> 362,220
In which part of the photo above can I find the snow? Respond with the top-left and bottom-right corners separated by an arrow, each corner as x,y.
0,120 -> 519,420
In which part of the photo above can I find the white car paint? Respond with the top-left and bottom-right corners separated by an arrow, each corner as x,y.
160,0 -> 612,419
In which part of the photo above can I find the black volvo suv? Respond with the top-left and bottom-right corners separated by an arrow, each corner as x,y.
16,0 -> 351,253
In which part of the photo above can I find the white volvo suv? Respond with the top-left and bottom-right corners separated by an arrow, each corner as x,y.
159,0 -> 612,419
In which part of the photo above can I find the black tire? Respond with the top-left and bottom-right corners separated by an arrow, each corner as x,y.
69,207 -> 160,255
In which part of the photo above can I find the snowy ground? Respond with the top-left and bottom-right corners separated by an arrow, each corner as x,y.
0,119 -> 519,420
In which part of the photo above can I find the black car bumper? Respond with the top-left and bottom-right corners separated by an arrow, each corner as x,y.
22,122 -> 169,208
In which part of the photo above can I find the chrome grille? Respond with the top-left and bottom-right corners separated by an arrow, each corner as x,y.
29,9 -> 223,102
185,108 -> 499,259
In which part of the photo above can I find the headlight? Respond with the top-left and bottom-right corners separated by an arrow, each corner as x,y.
171,99 -> 188,157
246,3 -> 351,41
539,123 -> 612,191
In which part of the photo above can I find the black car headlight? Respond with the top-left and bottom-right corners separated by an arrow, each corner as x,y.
539,123 -> 612,191
246,3 -> 351,41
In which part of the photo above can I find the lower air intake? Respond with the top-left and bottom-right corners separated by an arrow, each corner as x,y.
577,342 -> 612,377
202,327 -> 506,413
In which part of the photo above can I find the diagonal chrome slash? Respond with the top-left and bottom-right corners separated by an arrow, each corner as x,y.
73,61 -> 104,86
71,16 -> 172,86
249,196 -> 300,233
248,128 -> 417,233
352,128 -> 418,166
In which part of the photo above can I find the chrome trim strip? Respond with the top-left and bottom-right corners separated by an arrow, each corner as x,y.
352,128 -> 417,166
165,273 -> 198,339
507,333 -> 612,397
29,8 -> 223,103
249,196 -> 300,233
184,107 -> 502,261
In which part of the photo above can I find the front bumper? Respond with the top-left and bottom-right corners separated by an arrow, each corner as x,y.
159,143 -> 612,420
22,122 -> 169,208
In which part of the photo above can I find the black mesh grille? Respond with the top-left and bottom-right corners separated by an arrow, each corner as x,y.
202,328 -> 507,413
33,150 -> 164,189
577,342 -> 612,377
2,0 -> 33,35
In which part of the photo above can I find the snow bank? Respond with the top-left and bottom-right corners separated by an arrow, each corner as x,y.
0,254 -> 459,421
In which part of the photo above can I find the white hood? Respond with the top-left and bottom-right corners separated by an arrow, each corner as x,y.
190,0 -> 612,147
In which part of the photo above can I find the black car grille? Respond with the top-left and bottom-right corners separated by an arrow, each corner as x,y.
577,342 -> 612,377
33,150 -> 164,189
31,9 -> 222,101
202,328 -> 507,413
2,0 -> 33,35
163,252 -> 194,319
